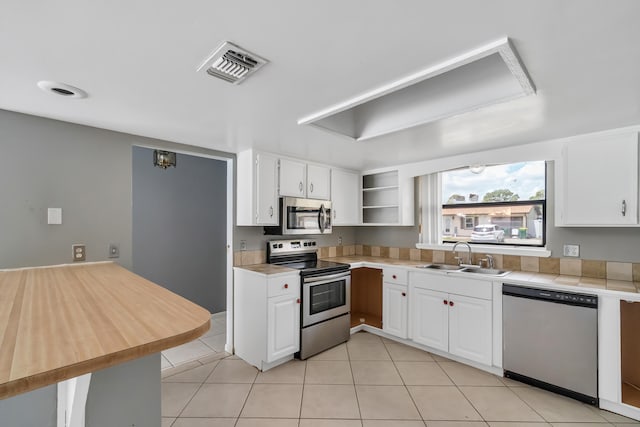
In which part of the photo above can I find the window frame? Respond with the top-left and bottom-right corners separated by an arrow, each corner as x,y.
417,162 -> 551,257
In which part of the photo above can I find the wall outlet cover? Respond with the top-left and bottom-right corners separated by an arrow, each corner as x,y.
108,243 -> 120,258
72,244 -> 86,262
563,244 -> 580,257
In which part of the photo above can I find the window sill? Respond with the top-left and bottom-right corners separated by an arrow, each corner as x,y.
415,242 -> 551,258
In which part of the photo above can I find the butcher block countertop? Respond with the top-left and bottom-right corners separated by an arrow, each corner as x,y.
0,262 -> 210,399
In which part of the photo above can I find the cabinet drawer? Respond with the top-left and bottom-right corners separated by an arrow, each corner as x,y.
412,274 -> 492,300
383,267 -> 407,285
267,276 -> 299,298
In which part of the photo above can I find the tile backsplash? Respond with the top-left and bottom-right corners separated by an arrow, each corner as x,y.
234,244 -> 640,282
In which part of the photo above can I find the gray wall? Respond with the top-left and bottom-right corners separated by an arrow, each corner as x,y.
355,165 -> 640,262
0,385 -> 56,427
0,109 -> 233,270
133,147 -> 227,313
234,225 -> 358,251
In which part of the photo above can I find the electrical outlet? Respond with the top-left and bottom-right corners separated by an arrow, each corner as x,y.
108,243 -> 119,258
338,236 -> 343,246
563,244 -> 580,257
72,244 -> 86,262
240,240 -> 247,251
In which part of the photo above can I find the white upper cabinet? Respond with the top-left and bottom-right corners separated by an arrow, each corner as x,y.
307,164 -> 331,200
237,150 -> 279,226
331,169 -> 360,225
557,132 -> 639,226
279,158 -> 307,197
279,159 -> 331,200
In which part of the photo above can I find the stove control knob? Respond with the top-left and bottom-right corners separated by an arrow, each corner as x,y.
278,244 -> 283,248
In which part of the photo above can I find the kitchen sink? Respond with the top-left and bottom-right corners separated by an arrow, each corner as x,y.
416,264 -> 464,271
460,267 -> 510,277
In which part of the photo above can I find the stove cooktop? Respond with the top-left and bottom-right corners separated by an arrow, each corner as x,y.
276,259 -> 350,276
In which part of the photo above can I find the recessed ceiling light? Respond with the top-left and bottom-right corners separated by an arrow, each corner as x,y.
37,81 -> 88,99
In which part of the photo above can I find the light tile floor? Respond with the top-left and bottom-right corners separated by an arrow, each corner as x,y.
162,331 -> 640,427
162,313 -> 229,370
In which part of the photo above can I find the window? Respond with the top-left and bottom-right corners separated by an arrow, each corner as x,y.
439,161 -> 546,247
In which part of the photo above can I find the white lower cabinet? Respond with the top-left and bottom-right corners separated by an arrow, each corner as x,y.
267,293 -> 300,361
382,282 -> 408,339
448,294 -> 492,365
411,287 -> 448,351
410,273 -> 493,366
234,269 -> 300,371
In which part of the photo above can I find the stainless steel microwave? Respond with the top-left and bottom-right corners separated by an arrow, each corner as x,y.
264,197 -> 332,235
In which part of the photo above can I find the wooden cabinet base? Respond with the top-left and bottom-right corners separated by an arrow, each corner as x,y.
350,267 -> 383,329
351,311 -> 382,329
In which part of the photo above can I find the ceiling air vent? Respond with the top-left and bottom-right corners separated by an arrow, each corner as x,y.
197,41 -> 268,85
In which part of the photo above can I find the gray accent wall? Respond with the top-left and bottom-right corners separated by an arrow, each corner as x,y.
132,146 -> 227,313
0,109 -> 233,270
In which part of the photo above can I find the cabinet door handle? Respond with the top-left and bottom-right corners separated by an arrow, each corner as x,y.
392,275 -> 397,279
296,298 -> 301,304
299,181 -> 303,192
284,284 -> 288,289
622,199 -> 627,216
310,182 -> 314,193
449,301 -> 454,307
443,300 -> 448,305
334,210 -> 336,219
269,206 -> 274,217
401,292 -> 406,297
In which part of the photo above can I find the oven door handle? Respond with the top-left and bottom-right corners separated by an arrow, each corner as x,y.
304,271 -> 351,283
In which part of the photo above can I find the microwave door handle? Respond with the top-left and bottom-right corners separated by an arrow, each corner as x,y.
318,204 -> 326,233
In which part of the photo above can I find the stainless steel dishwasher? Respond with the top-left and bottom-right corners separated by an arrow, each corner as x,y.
502,284 -> 598,405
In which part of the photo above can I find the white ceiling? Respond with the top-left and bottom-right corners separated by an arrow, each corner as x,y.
1,0 -> 639,170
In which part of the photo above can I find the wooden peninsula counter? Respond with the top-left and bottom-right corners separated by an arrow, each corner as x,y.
0,261 -> 211,426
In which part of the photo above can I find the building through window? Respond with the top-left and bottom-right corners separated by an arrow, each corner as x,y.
440,161 -> 546,247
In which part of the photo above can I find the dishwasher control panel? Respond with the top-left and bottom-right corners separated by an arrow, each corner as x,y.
503,284 -> 598,308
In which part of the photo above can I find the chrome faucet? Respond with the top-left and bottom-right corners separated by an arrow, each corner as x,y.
480,254 -> 495,269
486,254 -> 495,269
452,241 -> 472,266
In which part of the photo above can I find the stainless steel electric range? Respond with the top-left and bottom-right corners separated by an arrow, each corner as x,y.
267,239 -> 351,359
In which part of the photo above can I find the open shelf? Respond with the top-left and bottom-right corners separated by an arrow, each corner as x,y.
362,170 -> 401,225
362,185 -> 399,192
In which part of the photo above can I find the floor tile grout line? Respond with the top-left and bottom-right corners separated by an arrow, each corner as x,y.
298,360 -> 308,422
347,347 -> 364,421
433,358 -> 488,423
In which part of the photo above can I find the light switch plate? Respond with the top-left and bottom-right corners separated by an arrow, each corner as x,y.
47,208 -> 62,225
563,244 -> 580,257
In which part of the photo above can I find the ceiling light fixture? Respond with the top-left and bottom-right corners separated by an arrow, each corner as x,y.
469,164 -> 486,174
153,150 -> 177,169
37,81 -> 87,99
298,37 -> 535,142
